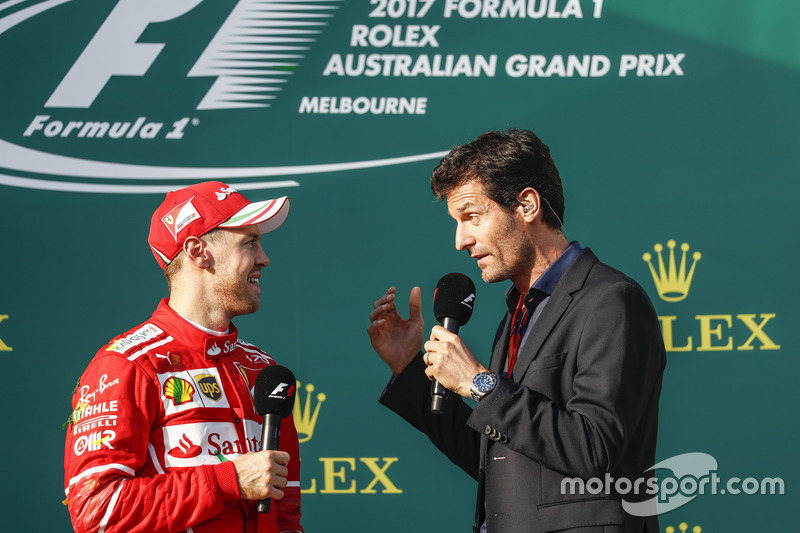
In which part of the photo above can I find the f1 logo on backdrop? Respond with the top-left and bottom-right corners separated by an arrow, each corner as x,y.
46,0 -> 336,110
0,0 -> 447,193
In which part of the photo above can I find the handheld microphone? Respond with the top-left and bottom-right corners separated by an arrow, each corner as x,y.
431,272 -> 476,414
253,364 -> 296,513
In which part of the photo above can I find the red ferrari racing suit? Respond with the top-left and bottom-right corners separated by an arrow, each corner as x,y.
63,299 -> 303,533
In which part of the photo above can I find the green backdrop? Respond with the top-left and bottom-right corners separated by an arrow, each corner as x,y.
0,0 -> 797,531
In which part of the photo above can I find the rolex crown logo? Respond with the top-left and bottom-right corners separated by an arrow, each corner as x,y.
293,381 -> 326,443
665,523 -> 702,533
642,240 -> 701,302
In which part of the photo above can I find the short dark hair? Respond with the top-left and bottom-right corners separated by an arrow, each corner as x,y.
430,129 -> 565,230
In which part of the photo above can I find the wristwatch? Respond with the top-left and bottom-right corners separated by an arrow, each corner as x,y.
470,371 -> 498,402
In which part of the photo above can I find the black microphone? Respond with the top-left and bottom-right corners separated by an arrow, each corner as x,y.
253,364 -> 296,513
430,272 -> 476,414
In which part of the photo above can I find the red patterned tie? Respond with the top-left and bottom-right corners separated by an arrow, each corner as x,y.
506,294 -> 529,377
507,290 -> 548,378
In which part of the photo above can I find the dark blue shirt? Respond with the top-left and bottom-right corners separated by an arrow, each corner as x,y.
504,241 -> 583,359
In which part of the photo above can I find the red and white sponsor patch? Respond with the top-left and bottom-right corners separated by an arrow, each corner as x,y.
157,367 -> 231,415
161,420 -> 261,467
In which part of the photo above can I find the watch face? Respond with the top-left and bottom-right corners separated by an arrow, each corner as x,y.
474,372 -> 497,392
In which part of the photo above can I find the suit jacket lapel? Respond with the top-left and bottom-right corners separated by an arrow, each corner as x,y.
511,249 -> 599,382
489,313 -> 511,374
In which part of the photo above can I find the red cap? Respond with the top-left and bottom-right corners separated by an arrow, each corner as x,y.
148,181 -> 290,269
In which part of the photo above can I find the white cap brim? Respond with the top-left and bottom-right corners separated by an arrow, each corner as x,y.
218,196 -> 290,234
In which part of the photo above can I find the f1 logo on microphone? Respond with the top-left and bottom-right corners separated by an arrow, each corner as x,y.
271,383 -> 290,395
461,293 -> 476,309
268,383 -> 296,400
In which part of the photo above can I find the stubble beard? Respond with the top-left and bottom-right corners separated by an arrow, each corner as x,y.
479,217 -> 536,285
212,275 -> 260,318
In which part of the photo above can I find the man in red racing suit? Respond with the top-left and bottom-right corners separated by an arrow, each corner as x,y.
63,182 -> 302,533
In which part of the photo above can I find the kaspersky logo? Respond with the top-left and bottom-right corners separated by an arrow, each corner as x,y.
0,0 -> 447,193
642,240 -> 779,353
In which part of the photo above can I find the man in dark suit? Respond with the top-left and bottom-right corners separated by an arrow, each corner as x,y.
367,129 -> 666,532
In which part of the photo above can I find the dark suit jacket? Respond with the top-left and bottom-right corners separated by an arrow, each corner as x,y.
380,249 -> 666,532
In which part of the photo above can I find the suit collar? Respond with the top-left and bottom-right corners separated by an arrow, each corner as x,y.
503,241 -> 583,319
557,247 -> 598,295
509,248 -> 599,381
